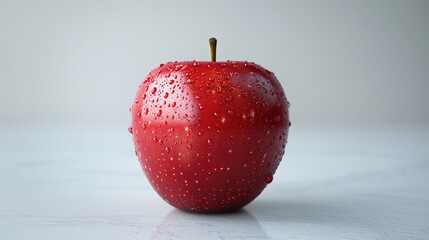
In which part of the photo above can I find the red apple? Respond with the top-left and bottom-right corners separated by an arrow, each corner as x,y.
130,38 -> 290,213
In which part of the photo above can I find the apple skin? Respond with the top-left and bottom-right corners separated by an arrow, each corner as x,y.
130,61 -> 290,213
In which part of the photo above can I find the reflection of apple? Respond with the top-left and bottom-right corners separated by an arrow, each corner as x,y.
151,209 -> 268,239
130,38 -> 290,212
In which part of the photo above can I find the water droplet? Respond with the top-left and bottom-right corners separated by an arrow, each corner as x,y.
207,139 -> 213,146
165,147 -> 170,153
144,108 -> 149,115
169,80 -> 175,84
195,95 -> 201,100
208,171 -> 212,176
216,86 -> 223,93
151,87 -> 157,94
158,139 -> 163,145
269,90 -> 275,96
227,110 -> 234,115
157,110 -> 162,117
187,144 -> 193,150
159,63 -> 164,67
142,94 -> 147,100
225,95 -> 233,102
164,92 -> 169,98
128,127 -> 133,134
134,99 -> 139,103
172,102 -> 177,107
289,121 -> 292,127
262,101 -> 269,109
213,112 -> 220,118
266,175 -> 273,184
137,112 -> 141,118
187,79 -> 194,84
241,91 -> 248,98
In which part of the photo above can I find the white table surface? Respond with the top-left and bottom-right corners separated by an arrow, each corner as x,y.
1,124 -> 428,240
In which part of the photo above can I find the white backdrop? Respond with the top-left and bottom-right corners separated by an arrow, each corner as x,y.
1,0 -> 428,125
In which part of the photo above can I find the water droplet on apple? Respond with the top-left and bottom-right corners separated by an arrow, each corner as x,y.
207,139 -> 213,146
137,112 -> 141,118
151,87 -> 157,94
225,95 -> 233,102
128,127 -> 133,134
213,112 -> 220,118
169,80 -> 175,84
187,144 -> 193,150
241,91 -> 248,98
266,175 -> 273,184
164,92 -> 169,98
227,110 -> 234,115
157,110 -> 162,117
216,86 -> 223,93
262,101 -> 269,109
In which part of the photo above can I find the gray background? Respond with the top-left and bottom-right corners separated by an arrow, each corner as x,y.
1,0 -> 428,125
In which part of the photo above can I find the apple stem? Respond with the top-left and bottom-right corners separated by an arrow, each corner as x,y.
209,37 -> 217,62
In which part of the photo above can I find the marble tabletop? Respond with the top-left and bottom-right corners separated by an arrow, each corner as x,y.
1,124 -> 428,239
